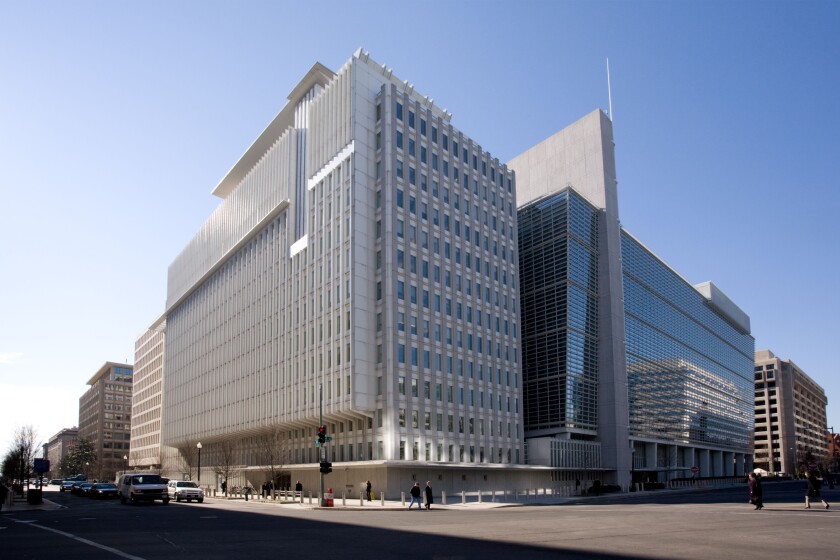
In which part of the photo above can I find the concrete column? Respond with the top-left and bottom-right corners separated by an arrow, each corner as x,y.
645,443 -> 657,476
723,452 -> 734,476
683,447 -> 696,471
699,449 -> 710,477
711,451 -> 723,477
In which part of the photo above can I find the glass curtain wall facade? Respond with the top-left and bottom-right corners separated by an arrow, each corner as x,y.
518,189 -> 599,436
622,231 -> 755,477
515,181 -> 755,482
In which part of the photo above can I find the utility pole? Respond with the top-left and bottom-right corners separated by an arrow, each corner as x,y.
319,383 -> 324,506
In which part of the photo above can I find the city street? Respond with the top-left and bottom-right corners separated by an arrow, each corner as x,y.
1,481 -> 836,560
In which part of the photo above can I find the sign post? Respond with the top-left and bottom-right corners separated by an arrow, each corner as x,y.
34,459 -> 50,488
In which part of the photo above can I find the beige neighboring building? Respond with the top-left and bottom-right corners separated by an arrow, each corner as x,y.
78,362 -> 133,481
45,427 -> 79,478
130,318 -> 165,470
754,350 -> 828,475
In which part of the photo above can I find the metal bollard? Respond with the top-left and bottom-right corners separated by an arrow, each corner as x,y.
441,491 -> 446,505
359,492 -> 363,506
380,491 -> 384,506
461,490 -> 466,505
401,491 -> 405,506
478,490 -> 482,503
343,492 -> 346,506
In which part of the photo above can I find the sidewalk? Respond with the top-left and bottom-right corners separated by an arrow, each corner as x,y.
4,482 -> 742,514
2,494 -> 65,513
216,480 -> 746,511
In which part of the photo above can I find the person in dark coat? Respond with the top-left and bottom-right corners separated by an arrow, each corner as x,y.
366,480 -> 372,501
0,480 -> 9,512
804,470 -> 830,509
408,482 -> 423,509
424,481 -> 434,510
748,472 -> 763,510
295,480 -> 303,494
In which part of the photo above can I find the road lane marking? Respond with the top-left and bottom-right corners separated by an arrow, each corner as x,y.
12,519 -> 146,560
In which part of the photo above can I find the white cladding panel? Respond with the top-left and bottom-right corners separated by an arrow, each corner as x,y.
163,52 -> 525,467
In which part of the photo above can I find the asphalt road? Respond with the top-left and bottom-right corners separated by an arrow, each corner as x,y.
1,481 -> 835,560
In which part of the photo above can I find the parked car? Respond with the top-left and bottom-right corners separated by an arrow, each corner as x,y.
73,482 -> 94,496
49,479 -> 63,486
60,480 -> 76,492
167,480 -> 204,503
118,473 -> 169,505
89,483 -> 118,499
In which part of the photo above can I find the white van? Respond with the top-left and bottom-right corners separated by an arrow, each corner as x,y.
118,473 -> 169,504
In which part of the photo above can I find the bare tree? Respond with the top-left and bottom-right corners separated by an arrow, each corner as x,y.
257,427 -> 291,494
175,442 -> 200,481
4,426 -> 40,493
211,439 -> 240,496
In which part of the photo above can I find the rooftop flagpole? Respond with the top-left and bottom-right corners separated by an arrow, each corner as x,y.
606,58 -> 614,122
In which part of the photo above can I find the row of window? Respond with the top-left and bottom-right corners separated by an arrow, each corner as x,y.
395,189 -> 514,262
396,410 -> 519,438
291,440 -> 519,464
380,99 -> 513,194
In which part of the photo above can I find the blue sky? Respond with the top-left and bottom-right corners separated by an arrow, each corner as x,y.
1,0 -> 838,454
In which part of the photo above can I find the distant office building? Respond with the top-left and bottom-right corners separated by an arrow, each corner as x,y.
753,349 -> 828,475
44,427 -> 78,479
510,110 -> 755,488
159,50 -> 524,494
129,318 -> 165,470
828,432 -> 840,473
78,362 -> 133,481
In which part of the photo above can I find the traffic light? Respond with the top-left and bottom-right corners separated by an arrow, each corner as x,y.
317,425 -> 326,445
319,461 -> 332,474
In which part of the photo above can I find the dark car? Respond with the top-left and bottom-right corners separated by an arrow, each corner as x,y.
73,482 -> 94,496
89,483 -> 118,499
49,479 -> 63,486
60,480 -> 76,492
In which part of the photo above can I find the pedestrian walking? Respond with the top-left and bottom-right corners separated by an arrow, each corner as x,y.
408,482 -> 423,510
221,480 -> 227,495
295,480 -> 303,495
366,480 -> 372,501
0,480 -> 9,512
804,470 -> 830,509
747,472 -> 763,510
424,481 -> 434,510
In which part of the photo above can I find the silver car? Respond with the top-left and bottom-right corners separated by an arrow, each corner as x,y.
167,480 -> 204,503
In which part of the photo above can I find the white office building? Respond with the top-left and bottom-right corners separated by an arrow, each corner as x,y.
159,50 -> 530,495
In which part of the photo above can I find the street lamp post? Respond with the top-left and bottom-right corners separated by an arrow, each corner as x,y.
196,442 -> 202,484
123,455 -> 127,474
85,462 -> 89,480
